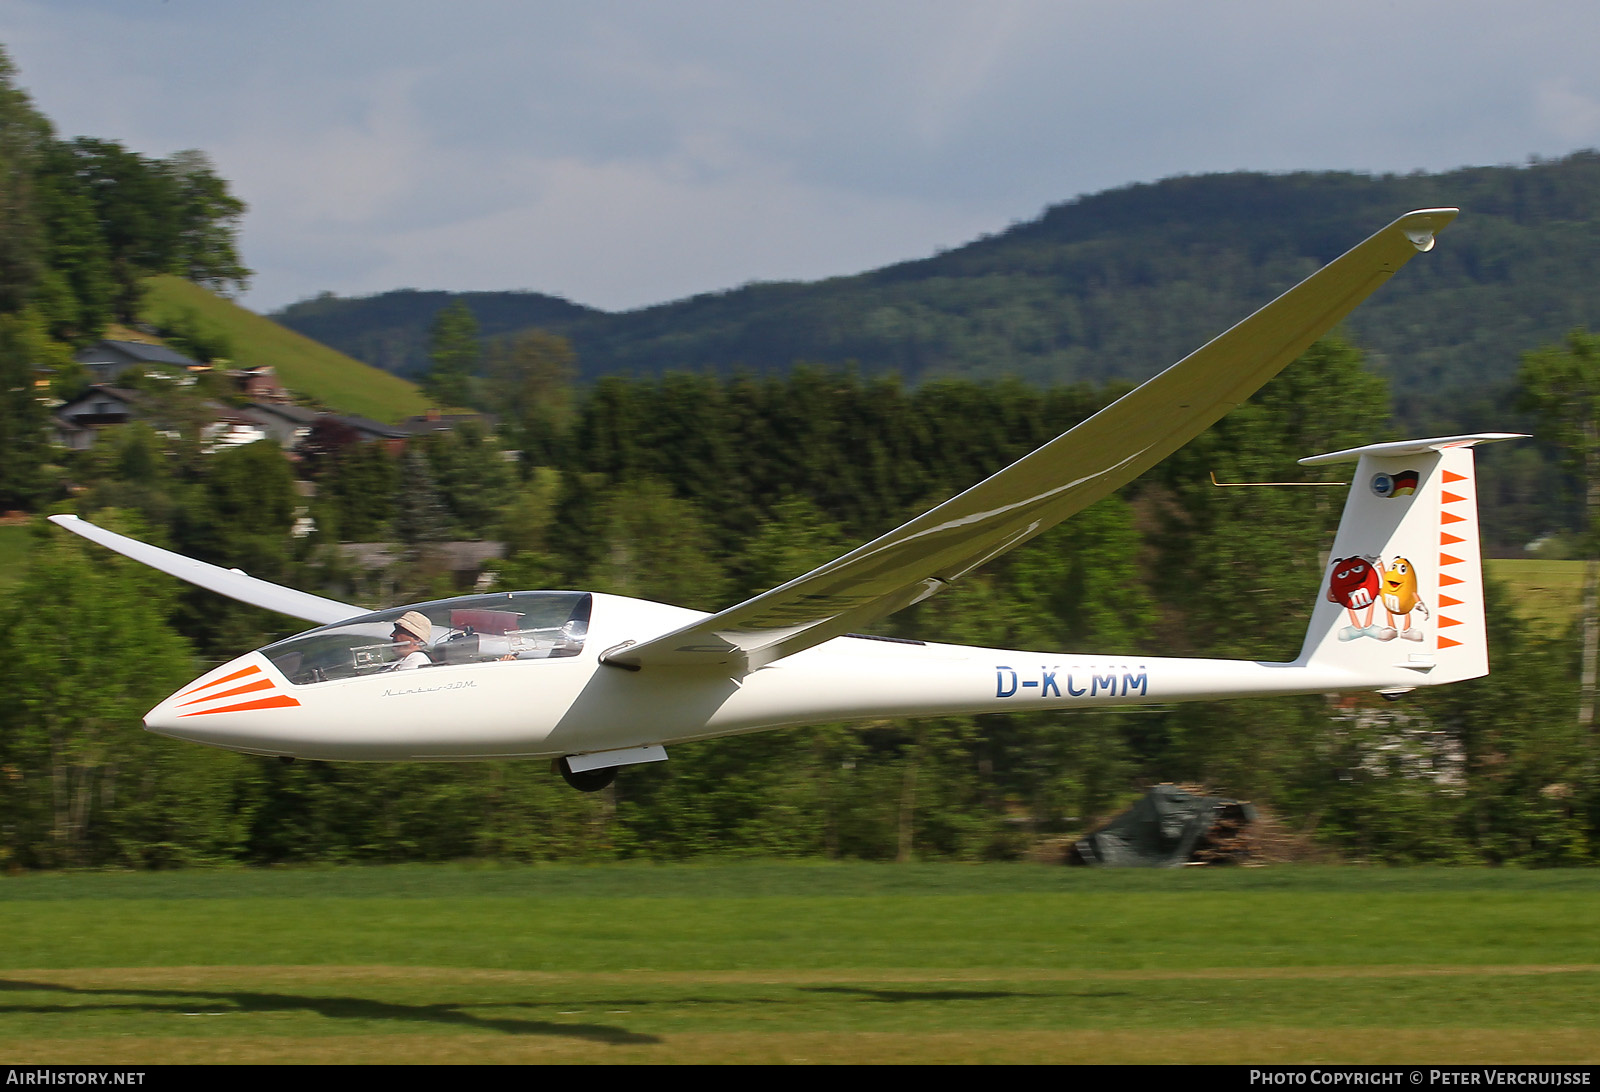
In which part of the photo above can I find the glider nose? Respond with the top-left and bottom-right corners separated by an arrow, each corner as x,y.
144,655 -> 302,755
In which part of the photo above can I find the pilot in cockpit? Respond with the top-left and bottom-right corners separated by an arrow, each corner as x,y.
389,611 -> 433,670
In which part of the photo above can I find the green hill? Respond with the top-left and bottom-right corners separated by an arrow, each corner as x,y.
141,275 -> 431,423
272,153 -> 1600,430
273,287 -> 598,380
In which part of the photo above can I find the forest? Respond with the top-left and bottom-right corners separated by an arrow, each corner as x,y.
0,46 -> 1595,871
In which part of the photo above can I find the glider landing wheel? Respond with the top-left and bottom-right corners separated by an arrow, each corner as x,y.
556,757 -> 617,793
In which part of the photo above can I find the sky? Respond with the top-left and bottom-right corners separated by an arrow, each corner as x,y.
3,1 -> 1600,316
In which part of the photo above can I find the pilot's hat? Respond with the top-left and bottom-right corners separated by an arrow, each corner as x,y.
394,611 -> 432,642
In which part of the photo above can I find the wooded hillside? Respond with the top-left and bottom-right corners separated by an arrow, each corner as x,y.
274,154 -> 1600,431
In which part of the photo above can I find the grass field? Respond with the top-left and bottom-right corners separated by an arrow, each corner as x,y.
1,863 -> 1596,1064
140,275 -> 431,424
0,524 -> 33,591
1486,558 -> 1585,636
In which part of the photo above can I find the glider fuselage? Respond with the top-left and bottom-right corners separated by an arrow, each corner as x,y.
145,590 -> 1365,762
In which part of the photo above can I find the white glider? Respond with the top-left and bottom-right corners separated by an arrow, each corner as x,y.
54,208 -> 1515,791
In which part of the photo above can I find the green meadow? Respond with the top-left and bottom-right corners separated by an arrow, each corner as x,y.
0,523 -> 32,590
1,863 -> 1595,1063
140,274 -> 431,424
1486,559 -> 1585,636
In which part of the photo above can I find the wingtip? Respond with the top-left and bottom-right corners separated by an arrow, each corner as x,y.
1396,208 -> 1459,252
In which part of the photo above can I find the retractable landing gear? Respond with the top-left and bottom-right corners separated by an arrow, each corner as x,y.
555,756 -> 617,792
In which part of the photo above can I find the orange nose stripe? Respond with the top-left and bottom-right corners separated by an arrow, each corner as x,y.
180,694 -> 301,717
178,677 -> 275,707
177,664 -> 262,699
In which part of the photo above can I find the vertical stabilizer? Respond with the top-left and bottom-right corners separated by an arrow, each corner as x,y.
1295,434 -> 1523,689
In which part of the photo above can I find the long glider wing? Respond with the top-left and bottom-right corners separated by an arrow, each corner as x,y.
607,208 -> 1458,672
49,513 -> 367,626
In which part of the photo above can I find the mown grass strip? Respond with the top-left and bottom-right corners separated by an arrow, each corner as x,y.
0,967 -> 1596,1063
2,864 -> 1595,1062
4,865 -> 1598,972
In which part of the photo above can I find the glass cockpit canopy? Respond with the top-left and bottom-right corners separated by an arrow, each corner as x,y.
262,591 -> 592,686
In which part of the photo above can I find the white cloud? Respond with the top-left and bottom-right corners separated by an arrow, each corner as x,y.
249,149 -> 997,311
4,1 -> 1600,313
1536,82 -> 1600,148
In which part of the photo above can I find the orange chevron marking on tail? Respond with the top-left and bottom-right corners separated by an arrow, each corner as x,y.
1434,461 -> 1475,653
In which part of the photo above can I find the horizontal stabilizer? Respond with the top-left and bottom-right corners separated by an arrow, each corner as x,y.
1300,433 -> 1526,465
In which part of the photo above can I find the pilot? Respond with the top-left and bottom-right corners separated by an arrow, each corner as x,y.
389,611 -> 433,670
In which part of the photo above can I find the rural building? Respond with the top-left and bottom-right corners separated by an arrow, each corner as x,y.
53,386 -> 146,449
240,402 -> 321,449
52,384 -> 269,452
226,365 -> 292,403
401,410 -> 498,436
74,339 -> 200,384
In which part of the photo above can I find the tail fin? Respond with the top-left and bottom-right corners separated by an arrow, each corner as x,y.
1295,433 -> 1524,690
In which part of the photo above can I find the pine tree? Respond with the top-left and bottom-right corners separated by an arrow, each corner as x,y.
393,446 -> 450,546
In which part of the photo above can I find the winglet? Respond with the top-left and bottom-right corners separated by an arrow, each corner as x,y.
1398,208 -> 1456,252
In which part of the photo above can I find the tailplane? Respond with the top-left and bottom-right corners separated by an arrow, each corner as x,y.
1295,434 -> 1524,690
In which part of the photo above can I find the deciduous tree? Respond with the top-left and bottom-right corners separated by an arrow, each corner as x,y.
423,299 -> 479,410
485,329 -> 575,466
0,512 -> 202,867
